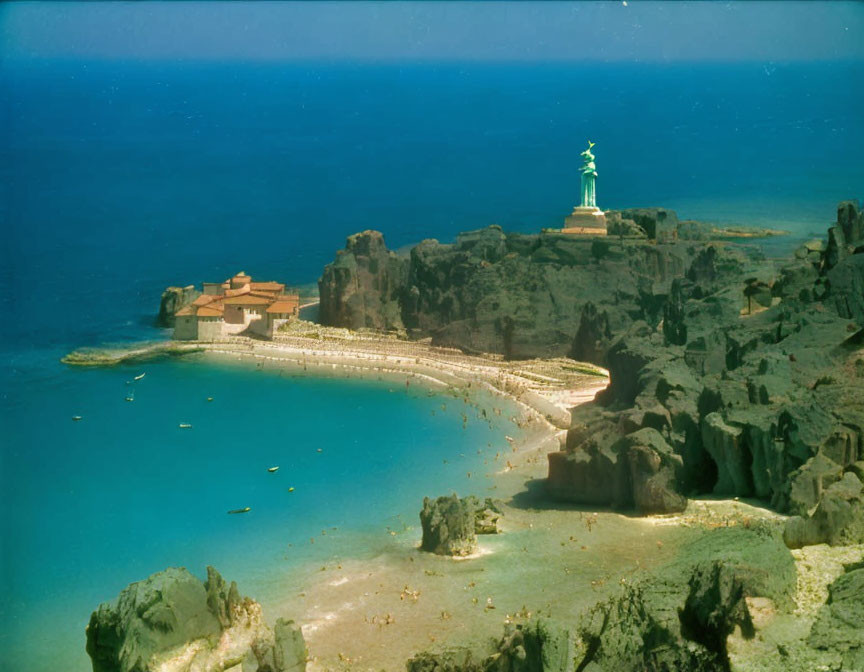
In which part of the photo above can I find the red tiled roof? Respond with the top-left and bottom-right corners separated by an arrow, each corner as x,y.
222,294 -> 273,305
250,281 -> 285,292
197,305 -> 224,317
267,297 -> 300,314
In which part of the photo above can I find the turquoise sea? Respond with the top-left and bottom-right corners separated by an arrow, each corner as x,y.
2,59 -> 863,670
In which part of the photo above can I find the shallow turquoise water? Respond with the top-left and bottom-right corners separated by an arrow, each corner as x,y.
0,354 -> 519,671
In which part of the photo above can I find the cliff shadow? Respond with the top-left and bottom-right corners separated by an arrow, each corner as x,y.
507,478 -> 629,516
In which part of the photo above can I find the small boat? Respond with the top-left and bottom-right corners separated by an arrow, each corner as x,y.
72,415 -> 83,421
505,435 -> 515,444
316,448 -> 323,453
179,423 -> 192,429
134,373 -> 146,381
227,507 -> 251,514
288,486 -> 295,492
125,394 -> 134,402
206,397 -> 214,402
268,466 -> 280,473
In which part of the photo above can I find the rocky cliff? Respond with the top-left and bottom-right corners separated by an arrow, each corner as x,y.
318,210 -> 742,359
86,565 -> 307,672
549,201 -> 864,546
317,230 -> 407,331
157,285 -> 200,327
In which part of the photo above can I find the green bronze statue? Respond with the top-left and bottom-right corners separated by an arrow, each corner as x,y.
580,140 -> 598,209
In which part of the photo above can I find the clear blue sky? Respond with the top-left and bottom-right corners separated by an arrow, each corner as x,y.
1,1 -> 862,63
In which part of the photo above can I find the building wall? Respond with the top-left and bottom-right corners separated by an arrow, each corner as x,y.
174,315 -> 198,340
224,305 -> 246,324
202,283 -> 223,296
197,317 -> 225,341
247,311 -> 270,338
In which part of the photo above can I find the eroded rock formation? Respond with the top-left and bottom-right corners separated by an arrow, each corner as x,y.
419,494 -> 502,556
85,566 -> 307,672
157,285 -> 200,327
808,561 -> 864,670
317,230 -> 407,331
548,200 -> 864,538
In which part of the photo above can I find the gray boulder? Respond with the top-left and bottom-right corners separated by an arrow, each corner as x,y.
837,200 -> 864,246
808,562 -> 864,670
616,428 -> 687,514
85,566 -> 306,672
783,472 -> 864,548
420,494 -> 479,556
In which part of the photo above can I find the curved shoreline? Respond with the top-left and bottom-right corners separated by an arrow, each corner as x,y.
64,329 -> 610,433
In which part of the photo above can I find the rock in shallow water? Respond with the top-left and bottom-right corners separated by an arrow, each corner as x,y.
420,494 -> 479,556
85,566 -> 306,672
419,495 -> 503,556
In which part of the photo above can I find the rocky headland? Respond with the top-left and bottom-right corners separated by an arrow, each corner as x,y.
317,208 -> 786,360
157,285 -> 201,328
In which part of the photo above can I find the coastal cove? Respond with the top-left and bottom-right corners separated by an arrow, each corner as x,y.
2,346 -> 555,672
3,39 -> 864,671
58,332 -> 864,672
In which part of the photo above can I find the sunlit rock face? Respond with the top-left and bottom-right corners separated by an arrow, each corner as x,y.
86,566 -> 307,672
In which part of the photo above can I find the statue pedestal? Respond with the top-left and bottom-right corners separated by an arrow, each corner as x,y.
562,206 -> 607,235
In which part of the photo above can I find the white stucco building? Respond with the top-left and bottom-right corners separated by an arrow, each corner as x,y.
174,272 -> 299,341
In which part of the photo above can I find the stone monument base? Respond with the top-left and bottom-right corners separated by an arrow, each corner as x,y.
562,206 -> 607,235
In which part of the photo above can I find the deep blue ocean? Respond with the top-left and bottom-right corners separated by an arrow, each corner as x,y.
1,60 -> 863,670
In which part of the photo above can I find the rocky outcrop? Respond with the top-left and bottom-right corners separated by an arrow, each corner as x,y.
318,230 -> 408,331
808,561 -> 864,670
85,566 -> 306,672
569,302 -> 613,366
783,472 -> 864,548
320,216 -> 704,358
157,285 -> 200,327
620,428 -> 687,514
419,495 -> 502,556
548,421 -> 686,514
618,207 -> 679,242
547,200 -> 864,542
